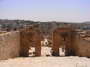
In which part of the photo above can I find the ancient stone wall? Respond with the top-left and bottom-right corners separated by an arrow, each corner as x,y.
52,28 -> 72,56
20,27 -> 35,56
34,29 -> 41,56
73,32 -> 90,57
20,26 -> 41,57
0,31 -> 20,60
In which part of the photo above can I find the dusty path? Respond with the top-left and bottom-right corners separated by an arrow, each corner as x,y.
0,56 -> 90,67
0,47 -> 90,67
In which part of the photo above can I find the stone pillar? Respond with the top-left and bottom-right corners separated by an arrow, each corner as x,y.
64,33 -> 71,56
34,30 -> 41,56
20,27 -> 34,57
52,30 -> 60,56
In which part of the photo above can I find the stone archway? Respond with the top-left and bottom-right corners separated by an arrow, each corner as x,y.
52,27 -> 73,56
20,26 -> 42,57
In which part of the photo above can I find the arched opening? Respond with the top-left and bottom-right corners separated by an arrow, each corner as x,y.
52,27 -> 73,56
20,26 -> 42,57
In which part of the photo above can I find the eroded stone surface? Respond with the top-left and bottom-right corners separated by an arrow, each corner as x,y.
52,28 -> 72,56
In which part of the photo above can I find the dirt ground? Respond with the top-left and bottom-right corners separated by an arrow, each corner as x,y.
0,47 -> 90,67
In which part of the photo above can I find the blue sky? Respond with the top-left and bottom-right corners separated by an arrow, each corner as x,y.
0,0 -> 90,22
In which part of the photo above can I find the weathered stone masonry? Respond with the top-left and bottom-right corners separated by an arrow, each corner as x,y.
52,27 -> 73,56
52,28 -> 90,57
0,31 -> 20,60
72,31 -> 90,57
0,27 -> 90,60
20,26 -> 41,57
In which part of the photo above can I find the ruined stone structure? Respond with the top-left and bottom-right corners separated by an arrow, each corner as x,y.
72,31 -> 90,57
0,31 -> 20,60
20,26 -> 42,57
0,26 -> 90,60
52,27 -> 73,56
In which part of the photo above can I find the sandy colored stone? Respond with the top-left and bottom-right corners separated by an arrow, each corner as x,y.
0,31 -> 20,60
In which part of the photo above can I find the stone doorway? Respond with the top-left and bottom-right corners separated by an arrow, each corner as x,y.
20,26 -> 74,57
52,27 -> 72,56
20,26 -> 42,57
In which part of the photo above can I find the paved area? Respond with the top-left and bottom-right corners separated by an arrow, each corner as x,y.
0,47 -> 90,67
0,56 -> 90,67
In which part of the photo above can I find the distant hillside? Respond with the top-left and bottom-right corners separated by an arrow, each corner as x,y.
0,19 -> 90,35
